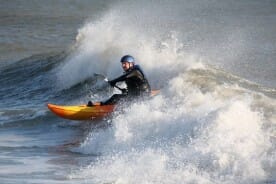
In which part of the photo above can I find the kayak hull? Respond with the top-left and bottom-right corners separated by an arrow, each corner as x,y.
47,103 -> 115,120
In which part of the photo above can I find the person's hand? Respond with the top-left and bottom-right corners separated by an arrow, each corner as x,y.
121,88 -> 128,94
108,80 -> 116,87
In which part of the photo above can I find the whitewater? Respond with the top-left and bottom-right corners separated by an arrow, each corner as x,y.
0,0 -> 275,184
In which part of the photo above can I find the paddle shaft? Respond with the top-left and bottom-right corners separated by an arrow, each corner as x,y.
114,84 -> 123,91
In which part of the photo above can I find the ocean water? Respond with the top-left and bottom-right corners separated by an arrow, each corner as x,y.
0,0 -> 275,183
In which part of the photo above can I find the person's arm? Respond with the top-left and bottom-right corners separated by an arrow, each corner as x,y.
109,72 -> 129,86
109,69 -> 144,86
125,69 -> 144,80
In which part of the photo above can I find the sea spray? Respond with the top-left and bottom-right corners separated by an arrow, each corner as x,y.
70,64 -> 275,183
56,9 -> 197,90
52,2 -> 276,183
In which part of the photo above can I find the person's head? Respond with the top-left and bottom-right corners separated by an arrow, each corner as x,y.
120,55 -> 135,71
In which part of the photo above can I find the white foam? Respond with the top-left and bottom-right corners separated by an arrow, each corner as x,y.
56,9 -> 199,90
60,5 -> 276,184
191,100 -> 271,182
71,74 -> 274,183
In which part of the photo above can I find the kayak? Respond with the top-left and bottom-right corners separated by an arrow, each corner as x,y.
47,103 -> 115,120
47,90 -> 160,121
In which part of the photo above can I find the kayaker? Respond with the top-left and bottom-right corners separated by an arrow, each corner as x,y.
87,55 -> 151,106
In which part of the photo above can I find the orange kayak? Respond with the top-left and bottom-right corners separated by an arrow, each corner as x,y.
47,103 -> 115,120
47,90 -> 160,121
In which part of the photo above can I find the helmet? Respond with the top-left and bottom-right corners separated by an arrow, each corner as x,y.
120,55 -> 135,63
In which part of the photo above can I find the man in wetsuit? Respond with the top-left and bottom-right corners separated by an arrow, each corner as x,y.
87,55 -> 151,106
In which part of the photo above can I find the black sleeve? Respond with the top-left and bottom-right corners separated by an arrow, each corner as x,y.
125,69 -> 144,80
109,72 -> 129,84
110,69 -> 143,84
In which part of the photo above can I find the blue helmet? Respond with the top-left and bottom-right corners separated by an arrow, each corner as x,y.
120,55 -> 135,63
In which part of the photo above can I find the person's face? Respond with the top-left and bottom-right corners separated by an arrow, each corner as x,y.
121,62 -> 132,71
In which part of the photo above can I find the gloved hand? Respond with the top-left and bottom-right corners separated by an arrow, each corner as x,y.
121,88 -> 128,94
108,80 -> 116,87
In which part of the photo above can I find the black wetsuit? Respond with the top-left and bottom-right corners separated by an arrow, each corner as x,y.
103,65 -> 151,105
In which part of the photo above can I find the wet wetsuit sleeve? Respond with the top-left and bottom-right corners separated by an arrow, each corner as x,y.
125,70 -> 144,80
110,69 -> 143,84
109,73 -> 128,84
